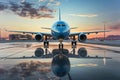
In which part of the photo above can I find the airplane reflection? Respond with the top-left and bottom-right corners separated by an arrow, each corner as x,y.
35,48 -> 44,57
78,47 -> 87,57
28,47 -> 88,58
103,51 -> 106,66
0,47 -> 111,80
33,47 -> 110,79
51,54 -> 70,77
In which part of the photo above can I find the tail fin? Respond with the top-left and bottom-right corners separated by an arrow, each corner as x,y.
59,8 -> 61,21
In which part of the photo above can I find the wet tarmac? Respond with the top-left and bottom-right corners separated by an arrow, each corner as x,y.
0,42 -> 120,80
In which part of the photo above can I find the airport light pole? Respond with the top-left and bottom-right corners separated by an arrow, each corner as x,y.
0,28 -> 1,41
103,22 -> 106,41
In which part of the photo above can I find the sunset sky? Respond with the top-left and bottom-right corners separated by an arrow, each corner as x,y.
0,0 -> 120,38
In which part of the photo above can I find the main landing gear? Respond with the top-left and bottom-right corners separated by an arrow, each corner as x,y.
44,36 -> 49,55
44,41 -> 49,55
71,36 -> 77,54
34,36 -> 50,57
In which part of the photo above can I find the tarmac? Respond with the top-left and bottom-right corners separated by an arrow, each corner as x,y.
0,40 -> 120,80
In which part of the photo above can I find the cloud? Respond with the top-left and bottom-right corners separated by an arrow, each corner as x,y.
109,23 -> 120,30
0,1 -> 58,19
39,0 -> 46,2
0,2 -> 8,11
49,0 -> 55,2
55,1 -> 61,6
47,1 -> 61,6
69,14 -> 98,18
40,6 -> 54,13
21,0 -> 26,3
84,27 -> 102,31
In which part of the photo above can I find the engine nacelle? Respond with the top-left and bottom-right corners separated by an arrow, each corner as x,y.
35,33 -> 43,41
34,48 -> 44,57
78,33 -> 87,42
78,47 -> 87,57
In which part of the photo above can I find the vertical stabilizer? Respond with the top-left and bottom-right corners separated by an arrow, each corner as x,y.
59,8 -> 61,21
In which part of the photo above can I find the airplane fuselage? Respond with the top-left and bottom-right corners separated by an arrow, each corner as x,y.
51,21 -> 70,39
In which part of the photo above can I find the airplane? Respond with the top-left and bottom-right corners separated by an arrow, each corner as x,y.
5,8 -> 111,55
4,9 -> 111,79
0,47 -> 111,80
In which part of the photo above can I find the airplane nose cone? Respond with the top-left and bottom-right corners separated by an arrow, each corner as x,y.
57,30 -> 69,39
51,54 -> 70,77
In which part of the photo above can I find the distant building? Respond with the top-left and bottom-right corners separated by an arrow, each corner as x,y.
89,35 -> 120,40
106,35 -> 120,40
9,34 -> 32,40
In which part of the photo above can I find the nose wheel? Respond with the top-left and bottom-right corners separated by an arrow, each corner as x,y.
58,39 -> 64,53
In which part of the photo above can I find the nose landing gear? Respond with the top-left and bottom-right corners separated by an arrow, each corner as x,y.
59,39 -> 64,51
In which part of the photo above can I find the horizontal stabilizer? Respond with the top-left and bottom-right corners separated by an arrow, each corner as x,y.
70,27 -> 78,29
41,27 -> 51,30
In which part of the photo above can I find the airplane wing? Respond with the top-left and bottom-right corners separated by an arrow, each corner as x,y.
5,29 -> 52,36
70,30 -> 111,36
41,27 -> 51,30
70,27 -> 78,29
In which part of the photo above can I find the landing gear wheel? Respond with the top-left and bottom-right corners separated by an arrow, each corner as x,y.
35,48 -> 44,57
44,41 -> 49,55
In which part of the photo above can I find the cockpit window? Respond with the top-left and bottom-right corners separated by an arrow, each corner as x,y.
57,24 -> 61,26
62,24 -> 65,26
57,24 -> 66,27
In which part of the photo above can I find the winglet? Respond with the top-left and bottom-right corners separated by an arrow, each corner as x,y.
59,8 -> 61,21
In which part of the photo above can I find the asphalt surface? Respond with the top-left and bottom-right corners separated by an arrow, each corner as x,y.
0,42 -> 120,80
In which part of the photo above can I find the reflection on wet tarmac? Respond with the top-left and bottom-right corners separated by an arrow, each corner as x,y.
0,42 -> 120,80
0,60 -> 59,80
52,54 -> 70,77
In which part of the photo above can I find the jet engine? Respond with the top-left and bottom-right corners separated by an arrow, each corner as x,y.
34,48 -> 44,57
35,33 -> 43,41
78,47 -> 87,57
78,33 -> 87,42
